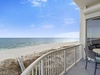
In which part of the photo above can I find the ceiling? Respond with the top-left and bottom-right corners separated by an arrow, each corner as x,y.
74,0 -> 100,8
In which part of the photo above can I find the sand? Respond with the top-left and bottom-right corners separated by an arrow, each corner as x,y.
0,41 -> 79,61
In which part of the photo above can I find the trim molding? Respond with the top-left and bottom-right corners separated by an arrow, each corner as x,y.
84,4 -> 100,15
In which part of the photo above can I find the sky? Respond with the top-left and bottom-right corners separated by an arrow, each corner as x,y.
0,0 -> 80,38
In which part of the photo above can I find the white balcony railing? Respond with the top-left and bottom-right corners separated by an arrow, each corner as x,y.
21,44 -> 82,75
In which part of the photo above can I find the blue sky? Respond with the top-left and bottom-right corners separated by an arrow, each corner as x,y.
0,0 -> 80,38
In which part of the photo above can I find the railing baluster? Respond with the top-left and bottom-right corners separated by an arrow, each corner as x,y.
41,59 -> 44,75
53,53 -> 54,75
65,49 -> 67,75
49,55 -> 50,75
50,54 -> 52,75
61,51 -> 63,73
32,68 -> 34,75
56,52 -> 57,75
35,65 -> 37,75
58,51 -> 60,74
60,51 -> 62,73
46,57 -> 47,75
56,52 -> 58,75
74,47 -> 76,64
39,62 -> 41,75
51,53 -> 53,75
54,53 -> 55,75
64,49 -> 66,74
48,56 -> 49,75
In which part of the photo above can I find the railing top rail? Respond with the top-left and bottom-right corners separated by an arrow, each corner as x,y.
21,44 -> 81,75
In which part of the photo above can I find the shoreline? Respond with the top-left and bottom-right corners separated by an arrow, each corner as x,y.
0,41 -> 79,61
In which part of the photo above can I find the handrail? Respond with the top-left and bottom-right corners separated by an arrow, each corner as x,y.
21,44 -> 81,75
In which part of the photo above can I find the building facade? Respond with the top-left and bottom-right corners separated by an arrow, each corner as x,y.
74,0 -> 100,58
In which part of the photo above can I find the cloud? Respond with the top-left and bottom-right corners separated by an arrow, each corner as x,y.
69,1 -> 79,10
69,1 -> 76,6
55,32 -> 79,38
75,7 -> 79,10
31,1 -> 41,7
46,12 -> 53,17
41,0 -> 47,2
39,10 -> 53,17
30,23 -> 55,30
28,0 -> 47,7
41,24 -> 55,30
30,24 -> 35,28
64,18 -> 75,25
40,15 -> 45,17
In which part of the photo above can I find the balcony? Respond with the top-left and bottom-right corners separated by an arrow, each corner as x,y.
21,44 -> 100,75
21,44 -> 81,75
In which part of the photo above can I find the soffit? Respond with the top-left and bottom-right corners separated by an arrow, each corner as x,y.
74,0 -> 100,8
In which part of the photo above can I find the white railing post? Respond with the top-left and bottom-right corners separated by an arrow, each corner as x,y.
81,44 -> 84,59
79,45 -> 82,59
64,49 -> 66,74
41,59 -> 44,75
74,47 -> 76,64
32,68 -> 34,75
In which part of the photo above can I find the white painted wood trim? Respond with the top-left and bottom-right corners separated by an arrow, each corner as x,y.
84,4 -> 100,15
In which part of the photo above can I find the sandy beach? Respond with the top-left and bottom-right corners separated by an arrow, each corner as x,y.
0,41 -> 79,61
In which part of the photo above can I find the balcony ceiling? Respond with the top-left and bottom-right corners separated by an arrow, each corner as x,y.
74,0 -> 100,8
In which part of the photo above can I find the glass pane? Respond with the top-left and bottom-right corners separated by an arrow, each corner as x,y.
87,18 -> 100,47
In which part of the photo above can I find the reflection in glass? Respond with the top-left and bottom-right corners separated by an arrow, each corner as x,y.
87,18 -> 100,47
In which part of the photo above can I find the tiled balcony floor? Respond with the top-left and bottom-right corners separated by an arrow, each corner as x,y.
66,59 -> 100,75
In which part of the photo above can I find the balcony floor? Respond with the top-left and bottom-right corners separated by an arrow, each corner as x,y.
66,59 -> 100,75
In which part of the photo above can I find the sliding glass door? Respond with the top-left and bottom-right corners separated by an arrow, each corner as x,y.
86,17 -> 100,47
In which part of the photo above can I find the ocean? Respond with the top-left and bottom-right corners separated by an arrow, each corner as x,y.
0,38 -> 79,49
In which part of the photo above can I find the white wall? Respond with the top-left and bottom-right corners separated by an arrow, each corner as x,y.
80,4 -> 100,58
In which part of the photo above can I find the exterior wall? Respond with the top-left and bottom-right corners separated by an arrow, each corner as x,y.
80,4 -> 100,58
80,8 -> 86,58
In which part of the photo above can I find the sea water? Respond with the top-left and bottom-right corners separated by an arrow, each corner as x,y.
0,38 -> 79,49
